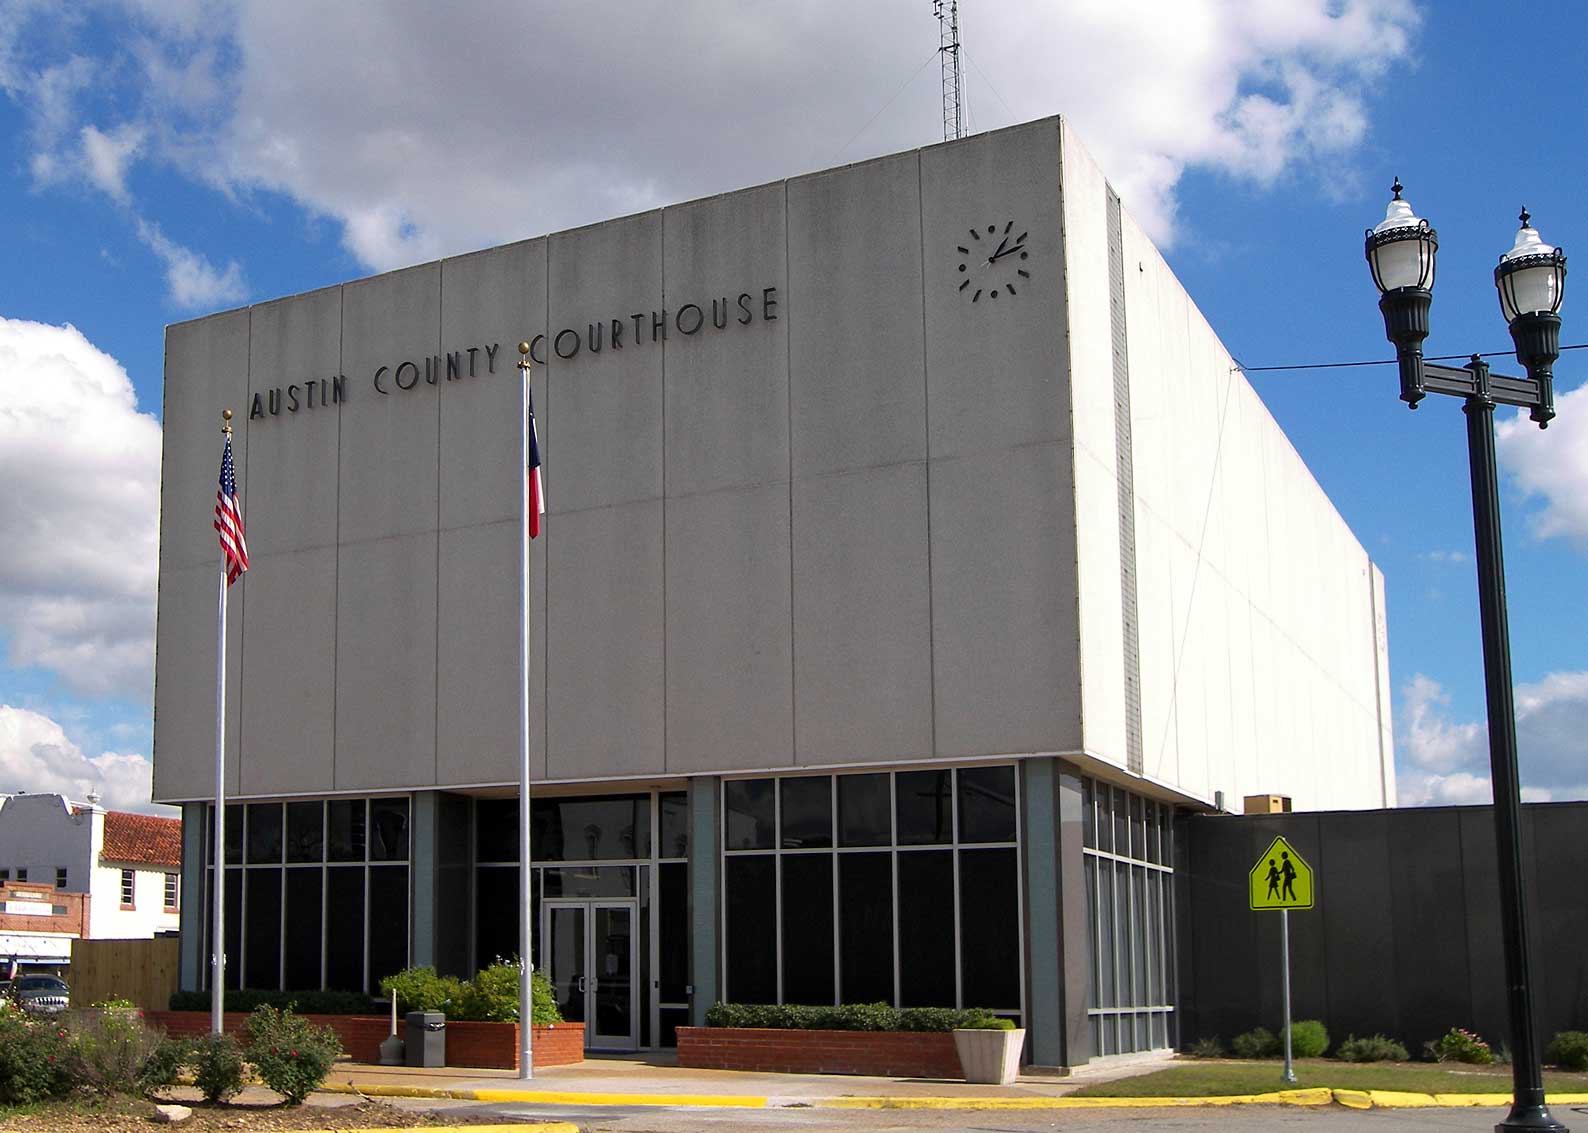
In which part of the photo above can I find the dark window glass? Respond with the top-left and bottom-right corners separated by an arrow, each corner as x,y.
1097,856 -> 1115,1007
724,855 -> 776,1002
286,802 -> 324,864
659,1006 -> 689,1049
895,771 -> 952,845
367,865 -> 409,994
244,868 -> 282,989
958,766 -> 1017,843
1081,777 -> 1095,848
1129,794 -> 1146,862
284,868 -> 323,989
476,799 -> 519,863
958,848 -> 1018,1008
540,866 -> 634,898
474,866 -> 519,969
531,795 -> 648,861
223,868 -> 242,990
780,854 -> 833,1004
724,780 -> 774,850
779,777 -> 832,849
246,804 -> 283,864
369,798 -> 410,861
837,774 -> 890,847
1113,788 -> 1129,859
1095,784 -> 1112,853
1083,857 -> 1097,1009
838,852 -> 893,1003
327,801 -> 366,862
224,803 -> 244,865
659,793 -> 689,859
897,850 -> 953,1006
325,867 -> 365,991
659,862 -> 689,1002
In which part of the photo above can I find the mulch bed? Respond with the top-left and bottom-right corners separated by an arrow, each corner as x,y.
0,1095 -> 525,1131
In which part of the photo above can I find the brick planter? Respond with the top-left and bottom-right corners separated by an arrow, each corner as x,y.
676,1026 -> 963,1079
146,1012 -> 584,1070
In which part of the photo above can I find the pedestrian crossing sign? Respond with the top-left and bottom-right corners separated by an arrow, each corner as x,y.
1249,836 -> 1314,911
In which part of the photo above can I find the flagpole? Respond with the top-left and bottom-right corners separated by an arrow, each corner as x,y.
211,409 -> 233,1036
516,343 -> 534,1080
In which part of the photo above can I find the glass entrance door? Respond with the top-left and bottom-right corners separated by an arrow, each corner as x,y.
540,899 -> 638,1051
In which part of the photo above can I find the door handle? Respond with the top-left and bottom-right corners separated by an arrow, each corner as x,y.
576,975 -> 587,993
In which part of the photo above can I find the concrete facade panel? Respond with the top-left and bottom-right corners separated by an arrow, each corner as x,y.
546,213 -> 663,513
338,263 -> 441,543
787,153 -> 926,477
664,482 -> 794,773
930,442 -> 1080,758
439,240 -> 546,531
160,310 -> 251,572
334,532 -> 437,790
437,519 -> 545,786
792,463 -> 932,765
237,546 -> 336,796
152,562 -> 243,800
662,184 -> 790,498
243,287 -> 342,555
546,498 -> 664,780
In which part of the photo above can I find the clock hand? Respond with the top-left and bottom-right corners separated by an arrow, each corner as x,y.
987,235 -> 1010,263
989,241 -> 1026,263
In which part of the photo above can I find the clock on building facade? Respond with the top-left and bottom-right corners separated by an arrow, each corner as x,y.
957,221 -> 1030,302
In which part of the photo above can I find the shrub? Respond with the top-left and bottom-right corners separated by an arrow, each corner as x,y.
1547,1032 -> 1588,1072
138,1036 -> 192,1097
1430,1027 -> 1493,1065
451,960 -> 560,1025
898,1007 -> 1005,1032
1187,1036 -> 1225,1059
1232,1026 -> 1281,1059
244,1004 -> 343,1105
1286,1019 -> 1330,1059
1335,1033 -> 1409,1063
169,988 -> 378,1015
189,1032 -> 246,1103
90,998 -> 138,1011
70,1006 -> 164,1095
380,966 -> 467,1015
703,1003 -> 1006,1033
0,1001 -> 80,1103
956,1016 -> 1016,1031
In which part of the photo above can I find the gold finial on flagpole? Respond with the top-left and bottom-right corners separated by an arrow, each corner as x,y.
221,408 -> 234,435
517,341 -> 532,373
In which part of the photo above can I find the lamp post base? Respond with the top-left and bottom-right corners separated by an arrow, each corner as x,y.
1496,1105 -> 1567,1133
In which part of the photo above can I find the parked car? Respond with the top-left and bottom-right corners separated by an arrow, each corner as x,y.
13,975 -> 69,1015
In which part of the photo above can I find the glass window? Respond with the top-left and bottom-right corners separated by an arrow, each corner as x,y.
476,799 -> 518,863
658,862 -> 689,1002
958,848 -> 1019,1008
725,855 -> 776,1002
1081,777 -> 1095,848
779,777 -> 832,849
780,854 -> 834,1004
224,803 -> 243,864
957,766 -> 1017,843
895,771 -> 952,845
244,868 -> 282,989
284,868 -> 322,989
163,873 -> 179,910
223,870 -> 242,990
837,774 -> 890,847
327,800 -> 366,862
897,850 -> 954,1006
1113,788 -> 1130,859
532,795 -> 648,861
367,866 -> 409,993
540,866 -> 634,898
246,803 -> 283,864
838,852 -> 893,1003
659,793 -> 689,859
325,867 -> 364,990
474,866 -> 519,969
120,868 -> 135,906
286,802 -> 324,863
724,779 -> 775,851
369,798 -> 410,861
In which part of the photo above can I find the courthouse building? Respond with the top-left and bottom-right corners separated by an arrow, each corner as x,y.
154,117 -> 1395,1068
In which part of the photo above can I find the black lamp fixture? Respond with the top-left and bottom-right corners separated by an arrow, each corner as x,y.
1365,182 -> 1568,1133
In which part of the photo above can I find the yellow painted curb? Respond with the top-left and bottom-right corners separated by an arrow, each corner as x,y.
1366,1090 -> 1441,1108
324,1080 -> 767,1108
310,1127 -> 577,1133
818,1087 -> 1334,1110
1334,1089 -> 1373,1110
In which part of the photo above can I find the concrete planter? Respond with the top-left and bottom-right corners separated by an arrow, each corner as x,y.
953,1027 -> 1025,1084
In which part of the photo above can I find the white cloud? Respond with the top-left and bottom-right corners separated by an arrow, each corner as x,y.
1497,379 -> 1588,549
133,218 -> 247,310
0,705 -> 170,815
0,317 -> 161,699
1396,671 -> 1588,805
80,122 -> 145,203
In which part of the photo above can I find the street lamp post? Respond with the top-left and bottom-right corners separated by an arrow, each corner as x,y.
1365,181 -> 1568,1133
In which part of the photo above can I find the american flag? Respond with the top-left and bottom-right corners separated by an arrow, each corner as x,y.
214,433 -> 249,584
527,385 -> 544,539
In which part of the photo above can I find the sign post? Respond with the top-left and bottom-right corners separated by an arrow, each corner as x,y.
1248,835 -> 1315,1086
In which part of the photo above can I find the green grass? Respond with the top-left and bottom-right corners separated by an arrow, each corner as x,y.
1069,1058 -> 1588,1098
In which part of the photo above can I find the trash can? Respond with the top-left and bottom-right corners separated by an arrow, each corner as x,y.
404,1011 -> 446,1067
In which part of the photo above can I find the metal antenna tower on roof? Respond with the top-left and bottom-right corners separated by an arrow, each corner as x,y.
934,0 -> 965,140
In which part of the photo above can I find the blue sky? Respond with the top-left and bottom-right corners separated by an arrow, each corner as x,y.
0,1 -> 1583,811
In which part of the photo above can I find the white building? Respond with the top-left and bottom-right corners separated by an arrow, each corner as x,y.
0,793 -> 182,940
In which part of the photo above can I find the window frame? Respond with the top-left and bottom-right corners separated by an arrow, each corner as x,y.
119,868 -> 135,909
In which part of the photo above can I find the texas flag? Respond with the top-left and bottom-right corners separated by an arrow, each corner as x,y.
527,384 -> 544,539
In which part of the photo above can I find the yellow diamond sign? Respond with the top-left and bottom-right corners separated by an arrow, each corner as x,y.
1249,836 -> 1315,911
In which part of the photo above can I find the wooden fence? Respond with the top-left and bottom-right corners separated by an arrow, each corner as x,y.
69,936 -> 180,1010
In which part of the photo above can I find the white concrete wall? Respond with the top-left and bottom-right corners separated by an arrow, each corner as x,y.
0,795 -> 95,893
87,862 -> 180,939
1060,126 -> 1394,810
